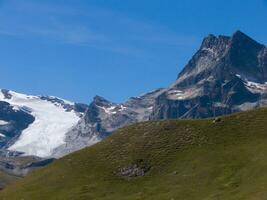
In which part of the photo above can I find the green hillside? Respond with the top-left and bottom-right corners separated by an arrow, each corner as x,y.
0,171 -> 19,190
1,108 -> 267,200
0,155 -> 46,190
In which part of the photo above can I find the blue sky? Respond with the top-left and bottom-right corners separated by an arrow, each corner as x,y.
0,0 -> 267,103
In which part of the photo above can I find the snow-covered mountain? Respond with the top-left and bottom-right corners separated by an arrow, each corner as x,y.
0,89 -> 87,157
1,30 -> 267,159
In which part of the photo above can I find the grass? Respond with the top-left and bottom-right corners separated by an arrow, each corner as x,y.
0,172 -> 19,190
0,156 -> 41,189
1,108 -> 267,200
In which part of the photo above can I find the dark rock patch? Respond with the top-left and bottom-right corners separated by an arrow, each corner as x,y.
115,160 -> 150,178
1,89 -> 12,100
213,117 -> 222,123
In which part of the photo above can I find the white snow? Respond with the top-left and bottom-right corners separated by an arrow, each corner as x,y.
246,81 -> 267,90
235,74 -> 241,78
0,120 -> 8,125
168,90 -> 186,100
101,106 -> 117,115
167,87 -> 202,100
0,133 -> 5,137
119,105 -> 127,111
245,81 -> 267,94
234,74 -> 267,94
0,90 -> 80,157
99,104 -> 127,115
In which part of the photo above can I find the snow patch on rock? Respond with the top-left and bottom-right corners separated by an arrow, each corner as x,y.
100,105 -> 117,115
0,120 -> 8,125
235,74 -> 267,94
245,81 -> 267,93
0,133 -> 6,137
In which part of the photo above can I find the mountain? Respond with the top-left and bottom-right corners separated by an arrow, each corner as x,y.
52,31 -> 267,157
150,31 -> 267,119
52,89 -> 164,157
1,108 -> 267,200
0,31 -> 266,159
0,89 -> 88,158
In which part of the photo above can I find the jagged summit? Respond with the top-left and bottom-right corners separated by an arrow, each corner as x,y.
231,30 -> 261,45
92,95 -> 113,107
176,30 -> 266,87
151,31 -> 267,119
200,30 -> 261,50
232,30 -> 249,38
200,33 -> 230,50
199,30 -> 263,54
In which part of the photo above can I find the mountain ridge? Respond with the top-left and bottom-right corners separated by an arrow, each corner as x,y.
57,31 -> 266,157
1,30 -> 267,159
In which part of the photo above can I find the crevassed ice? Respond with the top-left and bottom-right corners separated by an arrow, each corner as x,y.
0,90 -> 80,157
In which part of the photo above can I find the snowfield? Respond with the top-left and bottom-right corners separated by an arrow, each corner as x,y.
0,120 -> 8,125
0,90 -> 80,157
0,133 -> 6,137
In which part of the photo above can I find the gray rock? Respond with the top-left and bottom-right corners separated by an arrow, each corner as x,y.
0,156 -> 54,177
115,160 -> 150,178
52,89 -> 164,158
150,31 -> 267,119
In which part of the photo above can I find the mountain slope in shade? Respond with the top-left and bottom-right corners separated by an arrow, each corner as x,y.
0,89 -> 87,157
1,108 -> 267,200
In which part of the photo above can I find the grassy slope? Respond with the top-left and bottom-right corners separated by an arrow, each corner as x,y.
0,156 -> 43,189
0,172 -> 19,190
1,108 -> 267,200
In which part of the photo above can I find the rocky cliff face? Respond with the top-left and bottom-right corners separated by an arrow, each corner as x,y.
52,89 -> 164,157
53,31 -> 267,158
0,100 -> 35,149
150,31 -> 267,119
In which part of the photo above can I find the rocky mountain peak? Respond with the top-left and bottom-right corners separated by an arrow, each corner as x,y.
231,30 -> 261,45
230,30 -> 264,54
199,30 -> 260,52
227,31 -> 266,83
150,31 -> 267,120
1,89 -> 12,100
200,34 -> 230,50
174,30 -> 267,89
92,95 -> 112,107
